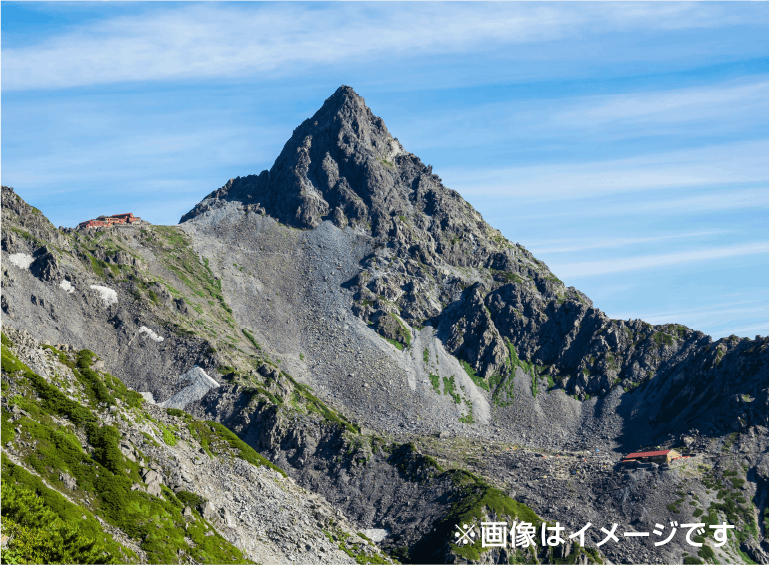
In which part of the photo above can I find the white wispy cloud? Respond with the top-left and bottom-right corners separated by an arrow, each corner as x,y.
506,187 -> 769,222
3,122 -> 281,195
550,241 -> 769,279
606,301 -> 769,339
397,76 -> 769,150
444,139 -> 769,201
527,230 -> 727,254
725,322 -> 769,336
2,3 -> 746,91
614,302 -> 764,325
550,79 -> 769,131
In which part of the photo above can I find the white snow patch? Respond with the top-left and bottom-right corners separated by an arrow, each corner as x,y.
89,285 -> 118,306
158,366 -> 219,410
138,326 -> 164,342
8,253 -> 34,270
59,279 -> 75,293
139,392 -> 156,404
361,529 -> 389,542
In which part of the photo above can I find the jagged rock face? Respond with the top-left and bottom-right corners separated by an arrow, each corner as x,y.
438,282 -> 507,379
185,87 -> 593,356
180,85 -> 527,275
181,85 -> 402,232
176,86 -> 769,421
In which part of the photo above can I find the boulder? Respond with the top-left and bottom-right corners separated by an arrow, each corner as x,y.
59,471 -> 77,490
199,500 -> 217,521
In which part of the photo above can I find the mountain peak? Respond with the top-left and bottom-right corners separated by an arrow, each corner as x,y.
180,85 -> 413,232
180,85 -> 523,283
320,84 -> 363,113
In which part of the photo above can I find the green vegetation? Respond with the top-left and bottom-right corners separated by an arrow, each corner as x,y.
1,461 -> 126,564
382,335 -> 404,351
150,226 -> 237,331
388,442 -> 443,482
389,313 -> 411,348
460,359 -> 489,391
698,545 -> 715,561
1,332 -> 14,348
1,336 -> 258,563
490,372 -> 514,407
177,488 -> 207,508
165,407 -> 189,419
8,225 -> 46,247
423,348 -> 430,364
155,420 -> 179,446
241,328 -> 262,350
244,382 -> 284,407
459,398 -> 475,424
411,470 -> 542,563
696,464 -> 758,549
722,432 -> 738,452
505,340 -> 534,375
653,331 -> 675,346
429,373 -> 441,394
489,340 -> 532,407
325,527 -> 390,564
187,421 -> 286,477
442,375 -> 461,404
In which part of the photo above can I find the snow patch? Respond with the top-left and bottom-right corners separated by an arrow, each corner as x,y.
158,366 -> 219,410
138,326 -> 164,342
361,529 -> 389,542
8,253 -> 34,270
59,279 -> 75,293
139,392 -> 156,404
89,285 -> 118,306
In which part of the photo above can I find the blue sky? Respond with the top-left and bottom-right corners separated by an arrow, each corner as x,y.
2,2 -> 768,340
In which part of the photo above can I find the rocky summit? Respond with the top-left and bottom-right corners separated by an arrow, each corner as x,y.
2,85 -> 768,565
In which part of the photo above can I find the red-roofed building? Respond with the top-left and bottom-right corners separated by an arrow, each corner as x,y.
78,213 -> 141,229
109,213 -> 141,224
622,449 -> 681,464
77,220 -> 108,229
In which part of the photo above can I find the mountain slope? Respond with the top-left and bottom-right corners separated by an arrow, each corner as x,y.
2,85 -> 768,564
2,327 -> 393,564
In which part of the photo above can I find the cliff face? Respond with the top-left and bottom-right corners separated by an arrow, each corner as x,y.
2,85 -> 769,564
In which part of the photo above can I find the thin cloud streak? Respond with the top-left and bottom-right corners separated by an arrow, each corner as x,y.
607,301 -> 769,339
726,323 -> 769,336
611,299 -> 766,324
552,79 -> 769,129
642,308 -> 762,326
2,3 -> 744,91
507,187 -> 769,222
400,77 -> 769,150
551,241 -> 769,279
528,230 -> 726,254
445,139 -> 769,201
